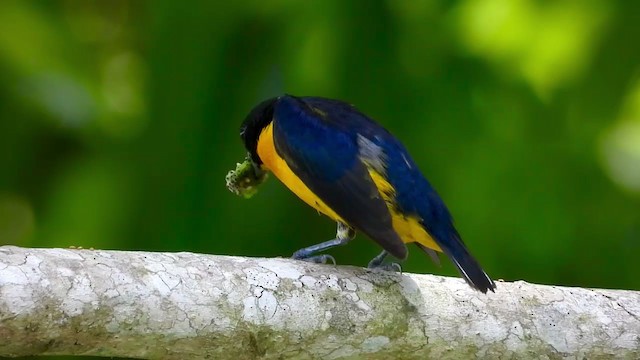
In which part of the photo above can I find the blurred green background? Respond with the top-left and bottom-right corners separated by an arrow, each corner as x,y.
2,0 -> 639,358
1,0 -> 640,354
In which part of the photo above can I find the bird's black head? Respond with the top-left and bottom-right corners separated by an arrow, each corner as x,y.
240,97 -> 278,165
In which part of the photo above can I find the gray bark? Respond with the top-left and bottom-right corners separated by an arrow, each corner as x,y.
0,246 -> 638,359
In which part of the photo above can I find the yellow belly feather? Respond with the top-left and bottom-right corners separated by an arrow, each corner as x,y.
257,122 -> 442,253
367,170 -> 442,252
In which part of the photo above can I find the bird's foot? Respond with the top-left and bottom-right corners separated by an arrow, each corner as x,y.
367,261 -> 402,273
289,222 -> 353,266
292,252 -> 336,265
367,250 -> 402,272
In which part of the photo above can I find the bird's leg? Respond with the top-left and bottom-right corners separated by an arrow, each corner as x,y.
292,222 -> 355,264
367,250 -> 402,272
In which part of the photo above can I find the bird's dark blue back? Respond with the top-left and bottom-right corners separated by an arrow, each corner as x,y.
299,96 -> 455,228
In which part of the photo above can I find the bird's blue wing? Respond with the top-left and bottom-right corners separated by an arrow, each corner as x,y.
272,96 -> 408,259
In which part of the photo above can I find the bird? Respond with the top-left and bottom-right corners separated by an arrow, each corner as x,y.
238,94 -> 496,293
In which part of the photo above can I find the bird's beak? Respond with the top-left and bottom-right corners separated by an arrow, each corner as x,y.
248,153 -> 266,180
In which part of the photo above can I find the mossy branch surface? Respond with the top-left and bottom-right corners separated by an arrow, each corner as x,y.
0,246 -> 638,359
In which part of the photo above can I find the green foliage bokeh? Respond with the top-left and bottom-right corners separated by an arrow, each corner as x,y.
1,2 -> 639,338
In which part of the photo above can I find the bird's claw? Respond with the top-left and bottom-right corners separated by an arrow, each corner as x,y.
368,261 -> 402,273
292,253 -> 336,265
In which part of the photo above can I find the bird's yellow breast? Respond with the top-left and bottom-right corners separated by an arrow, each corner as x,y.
257,122 -> 441,253
257,123 -> 345,223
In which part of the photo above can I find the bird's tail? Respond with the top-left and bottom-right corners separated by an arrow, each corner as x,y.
433,228 -> 496,293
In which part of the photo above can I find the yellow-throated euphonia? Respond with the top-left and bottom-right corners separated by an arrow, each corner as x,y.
239,95 -> 495,293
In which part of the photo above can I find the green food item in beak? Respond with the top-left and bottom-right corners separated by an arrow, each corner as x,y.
225,158 -> 268,199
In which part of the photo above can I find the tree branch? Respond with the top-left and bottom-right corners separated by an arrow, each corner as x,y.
0,246 -> 638,359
